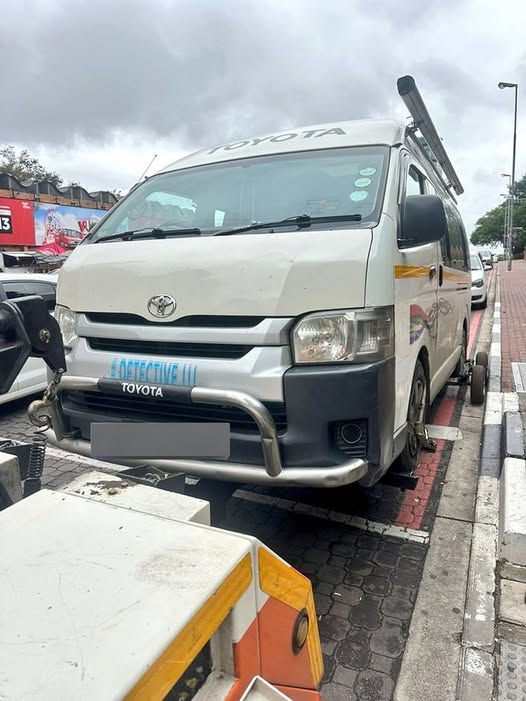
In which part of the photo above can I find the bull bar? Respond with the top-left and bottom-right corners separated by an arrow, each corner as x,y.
28,376 -> 368,488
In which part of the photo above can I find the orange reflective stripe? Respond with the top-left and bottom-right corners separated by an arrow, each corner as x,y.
124,553 -> 252,701
394,265 -> 430,278
258,548 -> 323,687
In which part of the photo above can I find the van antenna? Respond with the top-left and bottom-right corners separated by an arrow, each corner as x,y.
397,75 -> 464,196
138,154 -> 158,182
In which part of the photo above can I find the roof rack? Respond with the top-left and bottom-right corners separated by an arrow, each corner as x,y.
397,75 -> 464,197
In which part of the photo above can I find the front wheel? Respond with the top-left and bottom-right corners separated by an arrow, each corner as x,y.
399,360 -> 428,473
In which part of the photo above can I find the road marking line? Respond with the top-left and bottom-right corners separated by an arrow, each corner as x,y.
233,489 -> 429,544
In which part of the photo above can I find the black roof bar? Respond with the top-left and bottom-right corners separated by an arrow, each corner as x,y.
397,75 -> 464,196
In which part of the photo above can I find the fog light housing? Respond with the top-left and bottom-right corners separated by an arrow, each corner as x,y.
340,422 -> 364,445
292,608 -> 309,655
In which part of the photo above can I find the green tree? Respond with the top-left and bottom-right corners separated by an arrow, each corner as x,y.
471,173 -> 526,255
0,145 -> 63,186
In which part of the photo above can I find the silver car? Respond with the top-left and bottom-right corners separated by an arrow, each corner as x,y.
470,253 -> 487,308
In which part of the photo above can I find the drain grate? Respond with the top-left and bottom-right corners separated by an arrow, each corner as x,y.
498,641 -> 526,700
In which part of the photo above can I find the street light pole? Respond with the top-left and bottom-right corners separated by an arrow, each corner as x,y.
502,174 -> 511,261
498,81 -> 519,271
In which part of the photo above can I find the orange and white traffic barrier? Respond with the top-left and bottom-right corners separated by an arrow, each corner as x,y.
0,468 -> 323,701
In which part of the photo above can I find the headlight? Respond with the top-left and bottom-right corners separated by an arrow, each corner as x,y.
55,305 -> 78,350
472,278 -> 484,288
292,307 -> 394,364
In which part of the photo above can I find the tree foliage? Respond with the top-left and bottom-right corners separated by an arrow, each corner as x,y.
471,173 -> 526,255
0,145 -> 63,186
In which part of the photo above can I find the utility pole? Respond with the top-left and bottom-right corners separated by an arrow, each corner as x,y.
498,82 -> 519,270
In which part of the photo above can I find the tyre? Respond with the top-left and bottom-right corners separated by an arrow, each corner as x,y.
475,350 -> 489,386
475,351 -> 489,369
453,327 -> 468,378
470,365 -> 486,405
399,360 -> 428,473
480,295 -> 487,309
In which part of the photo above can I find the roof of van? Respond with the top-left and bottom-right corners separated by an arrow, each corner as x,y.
156,119 -> 406,173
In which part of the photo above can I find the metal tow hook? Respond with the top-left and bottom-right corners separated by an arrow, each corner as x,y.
28,370 -> 67,440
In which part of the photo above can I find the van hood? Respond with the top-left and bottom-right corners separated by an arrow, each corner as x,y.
57,230 -> 373,318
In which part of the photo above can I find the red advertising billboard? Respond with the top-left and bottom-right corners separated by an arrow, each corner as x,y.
0,198 -> 35,246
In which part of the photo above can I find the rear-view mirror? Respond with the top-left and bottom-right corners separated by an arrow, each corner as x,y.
400,194 -> 447,248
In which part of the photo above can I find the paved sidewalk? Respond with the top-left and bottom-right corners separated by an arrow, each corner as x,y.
499,259 -> 526,392
495,260 -> 526,701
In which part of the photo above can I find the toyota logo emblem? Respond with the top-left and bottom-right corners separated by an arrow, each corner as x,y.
148,294 -> 177,318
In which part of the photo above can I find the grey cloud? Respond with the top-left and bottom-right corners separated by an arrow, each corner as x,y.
1,0 -> 473,153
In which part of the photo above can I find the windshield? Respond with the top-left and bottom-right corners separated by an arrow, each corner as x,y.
471,253 -> 483,270
86,146 -> 389,242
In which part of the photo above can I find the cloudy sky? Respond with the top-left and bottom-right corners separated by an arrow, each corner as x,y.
2,0 -> 525,241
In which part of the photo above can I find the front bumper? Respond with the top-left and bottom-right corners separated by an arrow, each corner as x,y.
33,358 -> 395,488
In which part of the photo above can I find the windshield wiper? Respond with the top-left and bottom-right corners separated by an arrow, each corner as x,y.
93,226 -> 202,243
213,213 -> 362,237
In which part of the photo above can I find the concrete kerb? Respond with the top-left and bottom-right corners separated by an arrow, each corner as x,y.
455,269 -> 501,700
395,270 -> 499,701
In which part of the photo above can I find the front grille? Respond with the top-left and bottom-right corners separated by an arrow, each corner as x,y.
62,390 -> 288,434
85,312 -> 265,328
87,337 -> 253,359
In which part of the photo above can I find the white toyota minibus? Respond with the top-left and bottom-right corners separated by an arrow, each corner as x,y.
38,76 -> 472,489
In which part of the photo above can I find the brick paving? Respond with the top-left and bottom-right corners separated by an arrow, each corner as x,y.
499,259 -> 526,391
222,498 -> 424,700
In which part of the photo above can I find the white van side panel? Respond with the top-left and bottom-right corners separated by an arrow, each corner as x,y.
392,243 -> 439,431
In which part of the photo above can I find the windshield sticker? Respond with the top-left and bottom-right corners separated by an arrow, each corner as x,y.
354,177 -> 372,188
109,356 -> 198,387
350,191 -> 368,202
305,199 -> 340,214
360,167 -> 377,176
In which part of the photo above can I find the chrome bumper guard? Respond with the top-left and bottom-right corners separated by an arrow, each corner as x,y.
30,376 -> 368,488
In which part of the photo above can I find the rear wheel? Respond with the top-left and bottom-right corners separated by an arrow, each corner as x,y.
453,327 -> 468,378
399,360 -> 428,473
475,351 -> 489,386
470,365 -> 486,405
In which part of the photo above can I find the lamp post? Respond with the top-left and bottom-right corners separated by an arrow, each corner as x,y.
498,82 -> 519,270
502,173 -> 512,262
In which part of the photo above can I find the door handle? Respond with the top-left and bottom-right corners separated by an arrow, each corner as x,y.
429,265 -> 436,281
439,264 -> 444,286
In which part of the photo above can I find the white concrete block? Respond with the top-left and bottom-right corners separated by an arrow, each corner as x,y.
500,458 -> 526,567
484,392 -> 503,425
61,470 -> 210,525
463,523 -> 497,650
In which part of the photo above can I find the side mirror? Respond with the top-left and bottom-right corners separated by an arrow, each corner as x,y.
0,295 -> 67,394
399,194 -> 447,248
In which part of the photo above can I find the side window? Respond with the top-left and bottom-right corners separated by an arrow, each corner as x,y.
440,233 -> 451,267
4,281 -> 56,311
406,165 -> 425,196
443,203 -> 468,271
458,218 -> 469,271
